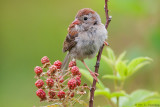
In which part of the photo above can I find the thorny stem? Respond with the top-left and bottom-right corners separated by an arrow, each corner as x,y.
89,0 -> 111,107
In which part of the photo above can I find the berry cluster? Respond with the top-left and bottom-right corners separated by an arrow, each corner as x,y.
34,56 -> 89,106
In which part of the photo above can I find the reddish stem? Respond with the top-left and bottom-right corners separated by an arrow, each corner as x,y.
89,0 -> 111,107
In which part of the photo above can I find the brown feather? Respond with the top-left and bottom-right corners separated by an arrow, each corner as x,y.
63,8 -> 95,53
63,24 -> 78,52
76,8 -> 95,18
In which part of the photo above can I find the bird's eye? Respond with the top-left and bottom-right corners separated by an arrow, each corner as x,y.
84,17 -> 88,20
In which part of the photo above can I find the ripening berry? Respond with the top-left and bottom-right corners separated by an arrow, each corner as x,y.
78,72 -> 81,78
49,65 -> 57,74
59,76 -> 64,83
56,76 -> 64,83
68,78 -> 77,90
68,92 -> 74,98
57,90 -> 65,99
36,89 -> 46,100
75,76 -> 81,86
35,79 -> 44,88
34,66 -> 43,75
48,89 -> 56,98
69,61 -> 76,67
53,60 -> 62,69
41,56 -> 50,64
46,78 -> 54,87
47,70 -> 51,76
71,66 -> 80,76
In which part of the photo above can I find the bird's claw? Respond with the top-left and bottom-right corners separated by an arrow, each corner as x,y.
90,72 -> 99,82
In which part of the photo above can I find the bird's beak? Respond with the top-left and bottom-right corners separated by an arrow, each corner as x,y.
72,19 -> 80,25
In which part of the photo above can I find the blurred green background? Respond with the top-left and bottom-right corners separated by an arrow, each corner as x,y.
0,0 -> 160,106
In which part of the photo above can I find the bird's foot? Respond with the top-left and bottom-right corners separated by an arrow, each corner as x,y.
90,71 -> 99,82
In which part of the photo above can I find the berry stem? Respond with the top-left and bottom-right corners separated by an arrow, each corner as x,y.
89,0 -> 111,107
56,72 -> 61,91
62,71 -> 70,78
63,77 -> 70,83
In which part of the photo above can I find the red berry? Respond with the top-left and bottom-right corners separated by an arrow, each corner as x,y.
75,76 -> 81,86
41,56 -> 50,64
47,70 -> 52,76
68,92 -> 74,98
78,72 -> 81,78
35,79 -> 44,88
53,60 -> 62,69
36,89 -> 46,100
69,61 -> 76,67
59,76 -> 64,83
71,66 -> 79,76
68,78 -> 77,90
57,90 -> 65,99
34,66 -> 43,75
56,76 -> 64,83
48,89 -> 56,98
46,78 -> 54,87
49,65 -> 57,74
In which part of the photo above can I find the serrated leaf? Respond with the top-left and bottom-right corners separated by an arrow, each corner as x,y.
106,48 -> 116,62
102,55 -> 114,67
95,88 -> 111,98
79,68 -> 105,90
102,75 -> 121,80
137,99 -> 160,105
111,91 -> 126,98
117,51 -> 126,62
127,57 -> 152,76
115,61 -> 127,79
121,90 -> 158,107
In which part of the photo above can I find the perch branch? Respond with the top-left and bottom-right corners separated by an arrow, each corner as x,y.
89,0 -> 111,107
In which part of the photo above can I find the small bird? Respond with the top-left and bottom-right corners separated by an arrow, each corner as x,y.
62,8 -> 108,81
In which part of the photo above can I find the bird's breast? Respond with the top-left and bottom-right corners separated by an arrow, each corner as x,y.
69,24 -> 107,60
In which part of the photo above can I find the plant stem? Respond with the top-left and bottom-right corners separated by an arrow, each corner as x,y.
113,70 -> 118,90
108,98 -> 116,107
120,80 -> 125,90
117,97 -> 119,107
89,0 -> 111,107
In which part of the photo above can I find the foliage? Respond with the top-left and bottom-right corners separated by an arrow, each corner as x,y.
81,48 -> 160,107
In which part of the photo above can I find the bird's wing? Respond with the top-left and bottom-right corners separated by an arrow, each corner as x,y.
63,24 -> 78,52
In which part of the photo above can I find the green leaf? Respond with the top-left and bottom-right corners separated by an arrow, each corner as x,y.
102,75 -> 121,80
79,68 -> 105,90
127,57 -> 152,76
106,48 -> 116,62
102,55 -> 114,67
137,99 -> 160,106
121,90 -> 159,107
115,61 -> 127,79
101,106 -> 112,107
117,51 -> 126,62
110,91 -> 126,98
95,88 -> 111,98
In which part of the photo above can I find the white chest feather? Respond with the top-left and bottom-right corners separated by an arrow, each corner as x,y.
70,24 -> 107,60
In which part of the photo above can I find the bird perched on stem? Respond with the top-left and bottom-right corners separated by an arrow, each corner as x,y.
62,8 -> 109,81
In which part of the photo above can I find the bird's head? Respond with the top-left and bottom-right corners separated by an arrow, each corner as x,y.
72,8 -> 101,31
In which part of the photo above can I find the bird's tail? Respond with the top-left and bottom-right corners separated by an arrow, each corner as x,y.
61,52 -> 71,74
